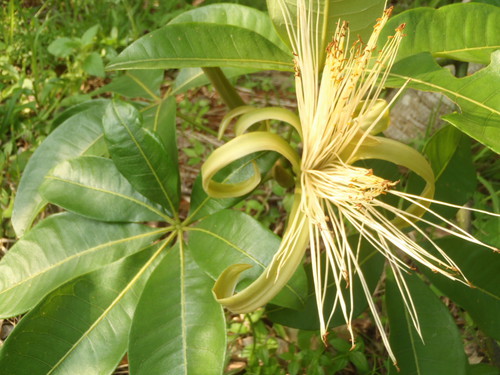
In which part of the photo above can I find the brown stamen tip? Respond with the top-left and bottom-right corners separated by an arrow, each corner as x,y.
322,331 -> 330,345
393,361 -> 400,372
396,23 -> 406,32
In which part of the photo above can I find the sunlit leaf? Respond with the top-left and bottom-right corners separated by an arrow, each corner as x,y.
387,51 -> 500,153
0,213 -> 163,318
103,100 -> 180,215
381,3 -> 500,64
169,3 -> 289,52
40,156 -> 168,222
12,100 -> 109,236
0,247 -> 164,375
106,23 -> 293,72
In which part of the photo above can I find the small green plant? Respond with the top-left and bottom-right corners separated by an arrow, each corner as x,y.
0,1 -> 499,374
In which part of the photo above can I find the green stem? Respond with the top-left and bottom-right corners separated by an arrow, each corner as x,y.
202,67 -> 245,110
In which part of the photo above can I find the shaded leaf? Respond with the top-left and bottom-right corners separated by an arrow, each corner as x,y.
106,23 -> 293,72
12,100 -> 109,236
386,271 -> 467,375
423,125 -> 462,180
129,242 -> 226,375
0,246 -> 164,375
40,156 -> 168,222
188,209 -> 308,310
103,100 -> 180,215
0,213 -> 163,318
423,237 -> 500,341
381,3 -> 500,64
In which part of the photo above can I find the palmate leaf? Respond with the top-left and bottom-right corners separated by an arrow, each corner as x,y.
380,3 -> 500,65
188,209 -> 308,310
103,100 -> 180,216
386,271 -> 467,375
11,99 -> 109,236
128,242 -> 226,375
386,51 -> 500,153
106,23 -> 293,72
40,156 -> 168,222
0,246 -> 164,375
0,212 -> 164,318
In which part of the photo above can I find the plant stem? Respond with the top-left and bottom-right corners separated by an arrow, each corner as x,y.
202,67 -> 245,109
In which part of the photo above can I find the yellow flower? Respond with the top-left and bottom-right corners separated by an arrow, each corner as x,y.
202,0 -> 498,365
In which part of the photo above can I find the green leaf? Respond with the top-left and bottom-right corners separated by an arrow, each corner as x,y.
12,100 -> 109,236
0,246 -> 164,375
188,209 -> 308,310
169,3 -> 289,53
129,242 -> 226,375
467,363 -> 500,375
428,134 -> 477,219
81,24 -> 100,46
95,70 -> 164,99
267,237 -> 385,330
423,237 -> 500,341
187,152 -> 279,223
40,156 -> 168,222
381,3 -> 500,64
48,37 -> 81,57
141,96 -> 179,158
423,125 -> 462,180
0,212 -> 164,318
386,271 -> 467,375
387,51 -> 500,153
267,0 -> 386,54
103,100 -> 180,215
82,52 -> 105,77
106,23 -> 293,72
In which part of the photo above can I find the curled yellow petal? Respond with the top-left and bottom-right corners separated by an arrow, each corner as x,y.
213,191 -> 309,313
234,107 -> 302,137
218,105 -> 256,139
202,131 -> 301,198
